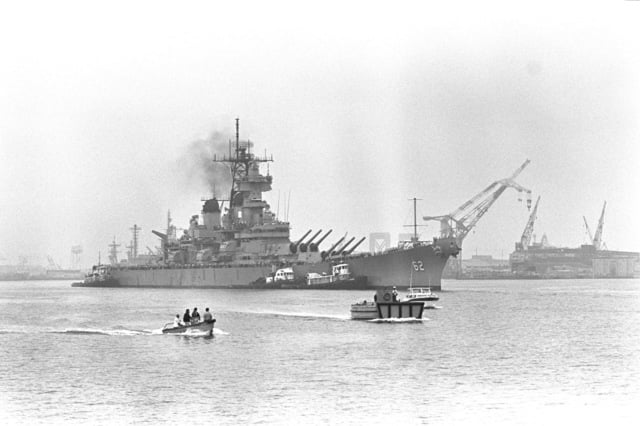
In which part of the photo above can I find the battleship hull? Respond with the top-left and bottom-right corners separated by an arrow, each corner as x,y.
108,242 -> 452,290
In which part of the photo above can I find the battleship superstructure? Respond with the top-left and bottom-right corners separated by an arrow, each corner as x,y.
102,119 -> 461,289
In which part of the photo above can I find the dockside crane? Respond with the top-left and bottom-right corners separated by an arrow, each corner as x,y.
593,201 -> 607,250
516,196 -> 540,250
583,201 -> 607,250
423,160 -> 533,246
583,216 -> 594,244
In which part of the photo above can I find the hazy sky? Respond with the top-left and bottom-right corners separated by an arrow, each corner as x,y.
1,1 -> 639,267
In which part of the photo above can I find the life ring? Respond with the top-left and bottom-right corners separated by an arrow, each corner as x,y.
383,293 -> 391,301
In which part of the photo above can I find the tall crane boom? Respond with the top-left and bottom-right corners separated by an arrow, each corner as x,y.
583,216 -> 594,244
518,196 -> 540,250
423,160 -> 532,245
593,201 -> 606,250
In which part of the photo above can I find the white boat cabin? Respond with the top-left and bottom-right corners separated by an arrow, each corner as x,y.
307,263 -> 352,285
266,267 -> 295,283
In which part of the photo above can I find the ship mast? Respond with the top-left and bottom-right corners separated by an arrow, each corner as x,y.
213,118 -> 274,229
404,197 -> 424,243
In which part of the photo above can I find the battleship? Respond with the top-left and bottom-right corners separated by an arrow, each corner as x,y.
81,119 -> 461,290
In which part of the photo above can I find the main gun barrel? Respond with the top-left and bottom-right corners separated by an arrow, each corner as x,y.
333,237 -> 355,256
345,237 -> 366,255
290,229 -> 313,254
322,234 -> 346,259
310,229 -> 333,252
299,229 -> 322,253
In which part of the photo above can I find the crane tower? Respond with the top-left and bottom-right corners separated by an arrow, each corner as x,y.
584,201 -> 607,250
516,196 -> 541,250
424,160 -> 533,246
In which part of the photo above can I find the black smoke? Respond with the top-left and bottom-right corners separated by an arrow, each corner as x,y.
178,130 -> 233,198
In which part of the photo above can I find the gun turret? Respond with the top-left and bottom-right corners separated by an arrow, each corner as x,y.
345,237 -> 366,255
321,234 -> 346,260
289,229 -> 312,254
310,229 -> 332,252
299,229 -> 322,253
333,237 -> 355,256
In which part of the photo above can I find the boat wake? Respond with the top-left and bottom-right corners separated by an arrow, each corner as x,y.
424,304 -> 442,310
243,310 -> 350,321
54,328 -> 155,336
1,327 -> 229,337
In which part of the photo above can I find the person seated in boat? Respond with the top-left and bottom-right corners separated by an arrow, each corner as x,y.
392,286 -> 398,302
191,307 -> 200,323
173,314 -> 182,328
183,308 -> 191,325
203,307 -> 213,322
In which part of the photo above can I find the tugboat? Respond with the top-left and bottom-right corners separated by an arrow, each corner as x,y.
350,288 -> 425,320
252,263 -> 370,289
305,263 -> 369,289
71,265 -> 120,287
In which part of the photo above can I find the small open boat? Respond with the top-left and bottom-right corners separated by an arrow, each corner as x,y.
162,319 -> 216,336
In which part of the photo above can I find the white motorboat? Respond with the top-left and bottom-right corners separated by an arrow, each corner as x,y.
401,287 -> 439,302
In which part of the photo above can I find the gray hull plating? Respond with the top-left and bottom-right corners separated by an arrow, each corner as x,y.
110,243 -> 450,290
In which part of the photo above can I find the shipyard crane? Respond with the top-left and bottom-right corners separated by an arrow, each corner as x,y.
47,256 -> 61,270
516,196 -> 540,250
583,216 -> 594,244
423,160 -> 533,246
593,201 -> 607,250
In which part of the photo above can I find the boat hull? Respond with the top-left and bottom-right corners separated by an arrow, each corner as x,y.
107,240 -> 455,290
350,301 -> 425,320
162,319 -> 215,335
350,302 -> 378,320
249,275 -> 371,290
376,302 -> 425,319
71,278 -> 121,287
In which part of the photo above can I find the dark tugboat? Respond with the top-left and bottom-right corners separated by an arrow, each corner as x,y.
72,265 -> 120,287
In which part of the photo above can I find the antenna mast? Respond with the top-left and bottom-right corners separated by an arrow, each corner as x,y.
403,197 -> 425,242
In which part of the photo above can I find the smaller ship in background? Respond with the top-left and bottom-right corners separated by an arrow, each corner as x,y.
509,199 -> 639,279
72,265 -> 120,287
0,253 -> 83,281
252,263 -> 371,289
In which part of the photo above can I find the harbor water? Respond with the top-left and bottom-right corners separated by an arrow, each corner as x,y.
1,279 -> 639,425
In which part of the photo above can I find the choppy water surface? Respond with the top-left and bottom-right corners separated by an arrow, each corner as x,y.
1,279 -> 639,425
